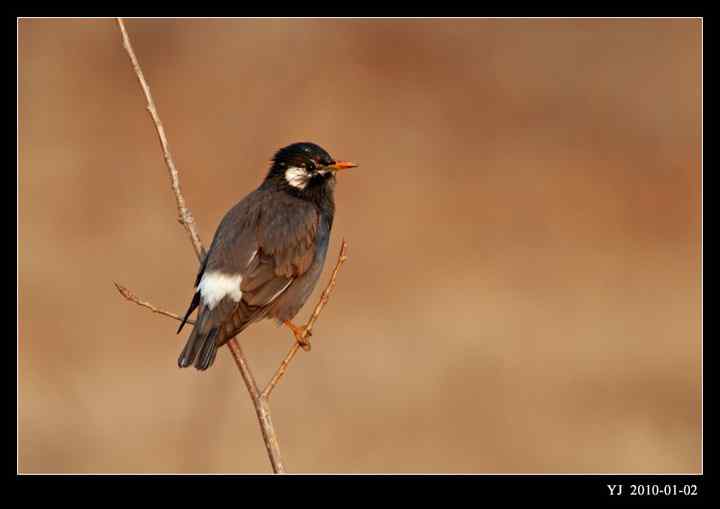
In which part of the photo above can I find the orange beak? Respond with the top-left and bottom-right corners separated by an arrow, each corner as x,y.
330,160 -> 358,172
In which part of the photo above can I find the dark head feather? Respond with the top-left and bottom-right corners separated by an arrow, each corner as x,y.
264,142 -> 339,204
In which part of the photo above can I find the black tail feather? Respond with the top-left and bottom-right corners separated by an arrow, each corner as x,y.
178,310 -> 207,368
178,250 -> 208,335
195,328 -> 219,370
177,291 -> 201,334
177,333 -> 199,368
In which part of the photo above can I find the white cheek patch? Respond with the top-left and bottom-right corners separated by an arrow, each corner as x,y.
198,272 -> 243,309
285,166 -> 309,189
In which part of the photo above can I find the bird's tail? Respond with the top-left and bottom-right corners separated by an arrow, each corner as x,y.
178,310 -> 220,371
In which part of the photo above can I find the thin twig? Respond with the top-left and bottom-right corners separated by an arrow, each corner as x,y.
263,344 -> 302,400
114,282 -> 195,325
262,239 -> 349,399
116,18 -> 204,261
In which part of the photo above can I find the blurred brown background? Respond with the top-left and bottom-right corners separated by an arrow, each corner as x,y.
19,18 -> 701,473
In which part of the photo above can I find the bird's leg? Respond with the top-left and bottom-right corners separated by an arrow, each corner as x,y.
283,320 -> 312,351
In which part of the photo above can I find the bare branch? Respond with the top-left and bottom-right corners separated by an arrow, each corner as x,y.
116,18 -> 204,261
263,344 -> 302,400
227,341 -> 285,473
114,282 -> 195,325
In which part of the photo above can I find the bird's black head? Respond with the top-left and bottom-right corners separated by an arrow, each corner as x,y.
264,142 -> 357,200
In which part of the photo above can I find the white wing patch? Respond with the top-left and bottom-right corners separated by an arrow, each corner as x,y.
198,272 -> 243,309
285,166 -> 309,189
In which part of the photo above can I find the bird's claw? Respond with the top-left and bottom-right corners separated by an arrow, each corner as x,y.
295,327 -> 312,351
285,321 -> 312,351
297,333 -> 312,352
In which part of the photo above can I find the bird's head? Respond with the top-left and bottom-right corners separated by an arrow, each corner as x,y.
265,142 -> 357,195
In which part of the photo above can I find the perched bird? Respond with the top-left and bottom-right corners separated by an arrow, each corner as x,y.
177,142 -> 357,370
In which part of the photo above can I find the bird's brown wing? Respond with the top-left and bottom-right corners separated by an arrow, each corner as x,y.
177,189 -> 319,370
230,191 -> 319,327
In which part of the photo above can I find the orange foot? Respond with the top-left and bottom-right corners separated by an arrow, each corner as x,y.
284,320 -> 312,351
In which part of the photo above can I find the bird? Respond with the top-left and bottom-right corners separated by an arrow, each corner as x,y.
176,142 -> 357,370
